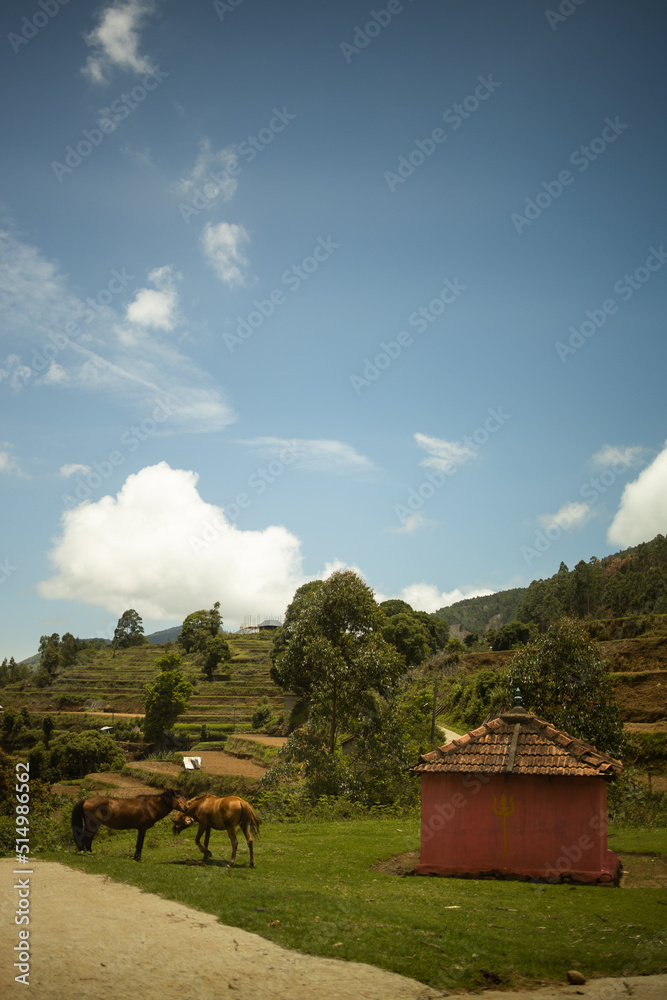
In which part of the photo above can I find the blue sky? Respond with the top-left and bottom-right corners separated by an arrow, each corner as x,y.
1,0 -> 666,659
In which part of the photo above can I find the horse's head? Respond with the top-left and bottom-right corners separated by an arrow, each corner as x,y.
172,811 -> 196,836
172,789 -> 189,814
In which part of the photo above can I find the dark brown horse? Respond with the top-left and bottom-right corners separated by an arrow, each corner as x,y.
172,794 -> 260,866
72,788 -> 188,861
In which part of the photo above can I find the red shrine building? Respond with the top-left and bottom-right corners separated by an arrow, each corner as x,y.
410,703 -> 623,884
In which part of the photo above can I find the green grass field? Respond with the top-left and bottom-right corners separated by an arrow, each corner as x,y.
42,815 -> 667,992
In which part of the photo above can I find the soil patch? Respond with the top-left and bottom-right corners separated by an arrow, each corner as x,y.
233,734 -> 288,747
372,852 -> 667,888
129,750 -> 267,779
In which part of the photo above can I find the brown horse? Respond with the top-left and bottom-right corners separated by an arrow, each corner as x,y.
172,794 -> 260,866
72,788 -> 188,861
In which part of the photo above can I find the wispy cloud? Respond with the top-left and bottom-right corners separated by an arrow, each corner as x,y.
201,221 -> 250,287
0,227 -> 236,432
590,443 -> 645,471
390,511 -> 438,534
60,463 -> 92,477
82,0 -> 158,85
176,139 -> 239,204
242,437 -> 376,475
415,432 -> 479,472
0,444 -> 25,477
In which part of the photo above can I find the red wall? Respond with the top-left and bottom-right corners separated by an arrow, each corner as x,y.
418,772 -> 614,880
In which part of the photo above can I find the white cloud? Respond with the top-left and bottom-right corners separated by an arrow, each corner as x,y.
176,140 -> 239,204
125,266 -> 179,330
82,0 -> 158,85
415,432 -> 478,473
0,354 -> 32,390
321,558 -> 367,581
243,437 -> 376,475
391,512 -> 438,534
607,443 -> 667,546
60,464 -> 92,477
201,222 -> 250,287
538,501 -> 593,533
590,444 -> 645,471
38,462 -> 306,621
0,229 -> 235,432
0,444 -> 24,477
395,583 -> 495,614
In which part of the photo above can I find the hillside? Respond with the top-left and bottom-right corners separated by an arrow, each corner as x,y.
2,633 -> 284,732
436,534 -> 667,636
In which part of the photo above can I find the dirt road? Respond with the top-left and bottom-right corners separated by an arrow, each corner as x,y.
2,859 -> 666,1000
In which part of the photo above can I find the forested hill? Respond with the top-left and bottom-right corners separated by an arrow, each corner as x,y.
435,589 -> 524,636
437,534 -> 667,635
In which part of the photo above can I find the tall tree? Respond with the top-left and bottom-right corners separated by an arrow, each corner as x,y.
505,617 -> 624,757
200,634 -> 231,681
382,612 -> 430,666
179,601 -> 223,653
113,609 -> 145,649
271,571 -> 404,752
143,653 -> 193,745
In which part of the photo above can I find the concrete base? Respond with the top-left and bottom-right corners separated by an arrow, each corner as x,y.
412,849 -> 621,886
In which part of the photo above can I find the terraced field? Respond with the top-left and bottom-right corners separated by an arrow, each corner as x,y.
3,633 -> 284,731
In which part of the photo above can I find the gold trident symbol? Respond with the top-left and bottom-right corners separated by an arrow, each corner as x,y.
492,794 -> 515,856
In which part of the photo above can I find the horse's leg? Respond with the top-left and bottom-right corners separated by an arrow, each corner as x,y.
240,820 -> 254,867
195,823 -> 211,860
227,824 -> 238,866
83,809 -> 98,853
134,828 -> 146,861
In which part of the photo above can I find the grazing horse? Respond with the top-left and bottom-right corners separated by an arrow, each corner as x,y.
172,794 -> 260,866
72,788 -> 188,861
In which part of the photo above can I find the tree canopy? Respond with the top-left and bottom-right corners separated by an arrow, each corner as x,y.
271,571 -> 405,752
179,601 -> 223,653
143,653 -> 193,745
113,609 -> 146,649
504,617 -> 625,757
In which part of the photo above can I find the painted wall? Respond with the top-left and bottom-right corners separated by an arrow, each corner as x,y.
419,772 -> 612,879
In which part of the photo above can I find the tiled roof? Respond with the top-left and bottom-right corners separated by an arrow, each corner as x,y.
411,706 -> 622,778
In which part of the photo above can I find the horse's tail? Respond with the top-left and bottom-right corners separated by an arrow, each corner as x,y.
244,801 -> 260,838
71,800 -> 87,850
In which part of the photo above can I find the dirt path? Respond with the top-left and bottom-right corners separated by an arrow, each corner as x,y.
2,859 -> 665,1000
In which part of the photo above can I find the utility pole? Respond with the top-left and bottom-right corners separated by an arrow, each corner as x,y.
430,680 -> 438,744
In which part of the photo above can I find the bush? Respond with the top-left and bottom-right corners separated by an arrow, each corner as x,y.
30,730 -> 126,782
251,696 -> 275,731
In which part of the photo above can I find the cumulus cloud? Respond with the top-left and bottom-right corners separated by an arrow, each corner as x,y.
242,437 -> 376,475
395,582 -> 495,614
176,140 -> 239,205
415,432 -> 478,473
125,266 -> 179,330
607,443 -> 667,546
38,463 -> 306,622
538,501 -> 593,533
82,0 -> 158,85
201,222 -> 250,287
